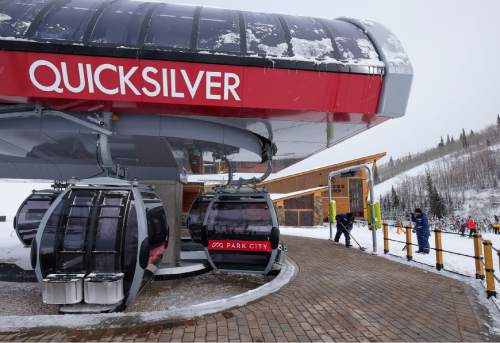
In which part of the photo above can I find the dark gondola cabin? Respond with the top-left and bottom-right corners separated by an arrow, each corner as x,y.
187,193 -> 214,244
31,178 -> 168,311
14,189 -> 61,247
202,189 -> 281,274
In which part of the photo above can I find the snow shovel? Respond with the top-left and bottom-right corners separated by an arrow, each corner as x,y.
339,222 -> 366,252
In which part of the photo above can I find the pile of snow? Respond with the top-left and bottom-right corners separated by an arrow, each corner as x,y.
0,180 -> 51,268
270,186 -> 326,201
290,37 -> 333,60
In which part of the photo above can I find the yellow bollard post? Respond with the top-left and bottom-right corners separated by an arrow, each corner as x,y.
405,226 -> 413,261
434,229 -> 444,270
473,233 -> 485,280
482,240 -> 497,298
497,249 -> 500,277
383,223 -> 389,254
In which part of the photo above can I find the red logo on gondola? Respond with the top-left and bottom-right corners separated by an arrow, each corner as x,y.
208,240 -> 272,252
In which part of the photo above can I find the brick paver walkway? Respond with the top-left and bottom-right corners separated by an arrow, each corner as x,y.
0,236 -> 496,342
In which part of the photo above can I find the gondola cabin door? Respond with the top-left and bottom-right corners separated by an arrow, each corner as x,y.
33,183 -> 168,308
203,193 -> 279,274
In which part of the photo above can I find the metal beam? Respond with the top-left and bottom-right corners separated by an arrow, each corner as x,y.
328,163 -> 377,253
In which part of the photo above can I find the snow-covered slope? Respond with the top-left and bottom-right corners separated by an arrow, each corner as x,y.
374,156 -> 446,195
375,146 -> 500,219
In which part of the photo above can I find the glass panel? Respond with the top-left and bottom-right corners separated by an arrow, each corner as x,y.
93,253 -> 116,272
283,16 -> 334,60
123,203 -> 138,290
147,206 -> 167,245
208,202 -> 272,236
197,7 -> 240,53
349,179 -> 364,217
95,218 -> 119,250
324,20 -> 380,63
68,206 -> 90,217
140,192 -> 159,201
103,197 -> 123,206
188,200 -> 209,226
33,0 -> 102,42
144,3 -> 194,50
0,0 -> 50,38
100,207 -> 120,217
58,253 -> 84,271
40,200 -> 64,276
63,217 -> 88,250
90,0 -> 149,46
19,200 -> 51,223
73,195 -> 94,206
243,12 -> 288,56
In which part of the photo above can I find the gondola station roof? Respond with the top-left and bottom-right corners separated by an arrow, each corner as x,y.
0,0 -> 412,114
0,0 -> 413,180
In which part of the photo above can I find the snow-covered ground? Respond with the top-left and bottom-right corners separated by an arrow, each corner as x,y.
0,180 -> 50,268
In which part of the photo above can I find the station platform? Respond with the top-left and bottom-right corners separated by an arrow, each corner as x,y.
0,236 -> 497,342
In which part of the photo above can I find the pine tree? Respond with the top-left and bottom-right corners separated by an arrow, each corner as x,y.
446,135 -> 451,145
438,136 -> 444,148
497,114 -> 500,128
460,128 -> 468,148
426,172 -> 447,218
391,186 -> 400,210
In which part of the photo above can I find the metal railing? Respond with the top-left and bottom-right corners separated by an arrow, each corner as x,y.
380,222 -> 498,299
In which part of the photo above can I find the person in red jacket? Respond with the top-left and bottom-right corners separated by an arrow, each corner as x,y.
466,216 -> 477,237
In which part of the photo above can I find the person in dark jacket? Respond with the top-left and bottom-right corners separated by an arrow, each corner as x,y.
412,208 -> 430,254
334,213 -> 354,247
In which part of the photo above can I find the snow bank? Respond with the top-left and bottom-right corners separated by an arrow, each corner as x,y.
0,180 -> 51,268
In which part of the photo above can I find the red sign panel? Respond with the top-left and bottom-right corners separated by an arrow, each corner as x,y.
0,50 -> 383,121
208,240 -> 272,252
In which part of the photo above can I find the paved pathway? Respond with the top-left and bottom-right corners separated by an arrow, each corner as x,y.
0,236 -> 497,342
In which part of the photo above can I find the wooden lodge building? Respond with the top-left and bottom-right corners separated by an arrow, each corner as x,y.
182,152 -> 385,227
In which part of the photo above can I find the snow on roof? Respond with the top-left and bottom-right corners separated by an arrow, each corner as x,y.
267,135 -> 387,182
187,173 -> 264,185
270,186 -> 327,201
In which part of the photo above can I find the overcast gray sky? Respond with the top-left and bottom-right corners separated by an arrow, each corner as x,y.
167,0 -> 500,162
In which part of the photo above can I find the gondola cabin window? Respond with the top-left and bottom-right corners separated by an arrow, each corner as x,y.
207,202 -> 272,237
